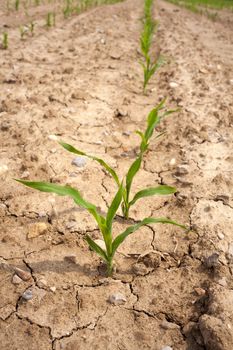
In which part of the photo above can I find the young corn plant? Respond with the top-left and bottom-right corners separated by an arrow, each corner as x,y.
59,99 -> 178,219
15,180 -> 185,276
29,21 -> 35,36
2,32 -> 8,49
46,12 -> 53,28
15,0 -> 20,10
140,0 -> 163,92
63,0 -> 72,18
19,26 -> 27,39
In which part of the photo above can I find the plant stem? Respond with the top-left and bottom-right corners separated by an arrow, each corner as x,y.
107,258 -> 113,276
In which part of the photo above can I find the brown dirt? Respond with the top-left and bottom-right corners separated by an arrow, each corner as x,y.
0,0 -> 233,349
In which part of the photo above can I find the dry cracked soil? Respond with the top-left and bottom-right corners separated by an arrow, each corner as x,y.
0,0 -> 233,349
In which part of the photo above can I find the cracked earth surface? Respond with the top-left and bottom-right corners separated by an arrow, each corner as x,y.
0,0 -> 233,349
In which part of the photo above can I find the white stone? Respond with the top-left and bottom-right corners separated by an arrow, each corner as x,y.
169,82 -> 178,88
169,158 -> 176,166
12,274 -> 23,284
48,134 -> 58,141
108,293 -> 126,305
0,164 -> 8,175
71,157 -> 86,168
217,232 -> 224,240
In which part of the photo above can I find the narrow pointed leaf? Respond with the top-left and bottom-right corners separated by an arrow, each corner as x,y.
126,156 -> 142,200
112,217 -> 186,257
160,108 -> 180,120
15,179 -> 104,227
136,130 -> 148,153
144,100 -> 165,141
129,185 -> 177,206
106,183 -> 123,232
85,235 -> 108,262
59,141 -> 120,186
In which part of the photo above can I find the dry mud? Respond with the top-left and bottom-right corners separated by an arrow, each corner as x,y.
0,0 -> 233,349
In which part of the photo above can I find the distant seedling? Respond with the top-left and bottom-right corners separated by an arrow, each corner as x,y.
63,0 -> 72,18
30,21 -> 35,35
46,12 -> 53,27
15,0 -> 20,10
140,0 -> 163,92
19,26 -> 27,39
2,32 -> 8,49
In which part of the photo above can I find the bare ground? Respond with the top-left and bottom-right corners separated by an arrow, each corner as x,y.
0,0 -> 233,349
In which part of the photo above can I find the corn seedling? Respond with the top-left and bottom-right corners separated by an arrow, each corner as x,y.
19,26 -> 27,39
63,0 -> 72,18
2,32 -> 8,49
46,12 -> 53,27
16,179 -> 185,276
15,0 -> 20,10
140,0 -> 163,92
59,100 -> 178,219
30,21 -> 35,35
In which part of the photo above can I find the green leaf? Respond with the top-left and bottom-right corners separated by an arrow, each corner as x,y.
15,179 -> 105,227
59,141 -> 120,187
144,99 -> 166,141
126,156 -> 142,201
106,183 -> 123,232
136,130 -> 148,153
129,185 -> 177,206
111,217 -> 186,257
160,108 -> 180,119
85,235 -> 108,262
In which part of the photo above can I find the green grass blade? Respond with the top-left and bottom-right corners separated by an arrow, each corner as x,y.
112,217 -> 186,256
129,185 -> 177,206
145,100 -> 166,141
15,179 -> 105,227
106,183 -> 123,232
85,235 -> 108,262
126,156 -> 142,201
59,141 -> 120,186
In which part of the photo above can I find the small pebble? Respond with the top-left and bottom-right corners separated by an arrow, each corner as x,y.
108,293 -> 126,305
169,158 -> 176,166
71,157 -> 86,168
21,171 -> 30,179
50,286 -> 56,292
204,252 -> 219,268
160,320 -> 180,330
15,267 -> 31,281
194,287 -> 206,296
48,134 -> 58,141
217,232 -> 224,240
0,164 -> 8,175
22,289 -> 33,301
169,82 -> 178,88
12,274 -> 23,284
161,347 -> 173,350
100,38 -> 106,44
